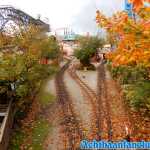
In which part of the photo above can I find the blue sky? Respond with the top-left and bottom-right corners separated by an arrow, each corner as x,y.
0,0 -> 124,34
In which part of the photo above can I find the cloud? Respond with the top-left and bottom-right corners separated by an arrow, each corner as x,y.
0,0 -> 124,34
72,0 -> 124,35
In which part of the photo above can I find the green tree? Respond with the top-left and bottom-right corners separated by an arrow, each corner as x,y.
74,36 -> 105,66
40,36 -> 60,59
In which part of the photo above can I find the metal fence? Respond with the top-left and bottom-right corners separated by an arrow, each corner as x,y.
0,100 -> 14,150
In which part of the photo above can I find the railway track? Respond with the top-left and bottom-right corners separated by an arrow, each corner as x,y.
55,61 -> 83,149
97,63 -> 133,142
69,63 -> 113,141
56,61 -> 132,146
97,63 -> 113,141
68,65 -> 102,140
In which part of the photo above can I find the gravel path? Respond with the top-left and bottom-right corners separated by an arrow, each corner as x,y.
64,71 -> 96,139
76,70 -> 97,92
44,62 -> 142,149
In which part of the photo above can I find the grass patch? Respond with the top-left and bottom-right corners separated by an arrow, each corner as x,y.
38,90 -> 55,106
30,118 -> 50,150
9,118 -> 51,150
38,78 -> 56,106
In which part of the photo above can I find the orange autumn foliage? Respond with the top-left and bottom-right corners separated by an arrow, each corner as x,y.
96,7 -> 150,68
129,0 -> 150,11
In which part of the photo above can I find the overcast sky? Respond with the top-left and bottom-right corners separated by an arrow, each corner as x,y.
0,0 -> 124,34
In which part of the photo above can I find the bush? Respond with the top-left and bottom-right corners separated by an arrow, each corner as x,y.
74,36 -> 105,66
40,37 -> 60,59
108,64 -> 149,84
107,63 -> 150,114
124,81 -> 150,114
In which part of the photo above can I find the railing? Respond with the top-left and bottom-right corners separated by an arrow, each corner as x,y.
0,100 -> 14,150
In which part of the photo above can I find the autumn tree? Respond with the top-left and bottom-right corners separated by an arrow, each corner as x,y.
96,1 -> 150,112
129,0 -> 150,11
96,7 -> 150,68
0,25 -> 59,109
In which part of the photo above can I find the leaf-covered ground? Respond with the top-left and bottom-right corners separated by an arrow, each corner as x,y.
9,64 -> 150,150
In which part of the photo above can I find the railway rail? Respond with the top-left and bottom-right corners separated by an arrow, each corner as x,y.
69,63 -> 113,141
56,61 -> 132,148
55,61 -> 83,149
97,63 -> 113,141
68,65 -> 102,140
97,63 -> 133,141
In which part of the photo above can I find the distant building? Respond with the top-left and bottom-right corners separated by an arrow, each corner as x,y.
63,33 -> 76,41
62,43 -> 74,56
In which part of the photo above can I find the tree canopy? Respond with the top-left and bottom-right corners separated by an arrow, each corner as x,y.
74,36 -> 105,66
0,25 -> 59,109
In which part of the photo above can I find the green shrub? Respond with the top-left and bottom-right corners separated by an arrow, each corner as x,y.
108,63 -> 150,115
109,65 -> 149,84
74,36 -> 105,66
124,81 -> 150,114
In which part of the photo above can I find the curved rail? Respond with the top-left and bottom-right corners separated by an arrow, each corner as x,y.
55,61 -> 83,149
68,66 -> 102,140
97,64 -> 113,141
97,63 -> 133,141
